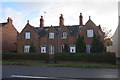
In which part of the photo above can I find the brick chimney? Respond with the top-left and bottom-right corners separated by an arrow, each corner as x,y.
79,13 -> 83,25
7,17 -> 12,24
59,14 -> 64,26
40,16 -> 44,28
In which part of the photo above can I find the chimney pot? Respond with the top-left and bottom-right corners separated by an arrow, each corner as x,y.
79,13 -> 83,25
40,15 -> 44,28
7,17 -> 12,24
27,20 -> 29,23
89,16 -> 91,20
59,14 -> 64,26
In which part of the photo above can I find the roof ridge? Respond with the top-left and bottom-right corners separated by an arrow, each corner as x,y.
0,22 -> 7,27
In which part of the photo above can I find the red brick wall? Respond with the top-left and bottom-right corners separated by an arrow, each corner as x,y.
2,22 -> 18,51
17,23 -> 39,53
68,37 -> 76,44
80,20 -> 104,44
17,20 -> 104,53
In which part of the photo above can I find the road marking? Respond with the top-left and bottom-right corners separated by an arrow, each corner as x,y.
11,75 -> 58,79
11,75 -> 82,80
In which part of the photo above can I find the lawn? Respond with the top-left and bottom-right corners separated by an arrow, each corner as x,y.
2,60 -> 119,69
2,52 -> 119,69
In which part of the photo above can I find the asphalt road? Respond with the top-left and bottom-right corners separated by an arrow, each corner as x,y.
2,65 -> 119,80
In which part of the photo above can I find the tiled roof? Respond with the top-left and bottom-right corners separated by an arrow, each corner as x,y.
34,25 -> 84,38
0,22 -> 7,27
35,27 -> 49,37
67,25 -> 83,36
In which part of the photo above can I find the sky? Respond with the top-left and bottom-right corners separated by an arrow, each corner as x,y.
0,0 -> 119,36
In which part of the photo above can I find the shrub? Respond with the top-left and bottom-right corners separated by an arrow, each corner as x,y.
2,52 -> 116,64
63,43 -> 69,52
29,43 -> 36,53
76,35 -> 86,53
2,52 -> 49,61
54,52 -> 116,64
91,34 -> 104,53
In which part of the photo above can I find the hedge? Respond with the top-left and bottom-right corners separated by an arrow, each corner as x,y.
54,52 -> 116,64
2,52 -> 116,64
2,52 -> 49,61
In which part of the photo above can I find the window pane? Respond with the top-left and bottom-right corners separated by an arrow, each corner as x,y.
49,45 -> 54,54
70,45 -> 76,53
41,46 -> 46,53
86,44 -> 91,53
49,32 -> 54,39
62,32 -> 67,39
25,32 -> 30,39
61,45 -> 64,52
87,29 -> 93,37
24,45 -> 30,53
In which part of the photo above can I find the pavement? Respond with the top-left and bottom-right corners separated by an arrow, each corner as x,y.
2,65 -> 119,80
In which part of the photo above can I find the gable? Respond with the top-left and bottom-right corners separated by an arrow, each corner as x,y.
85,19 -> 97,28
17,23 -> 38,38
79,19 -> 104,40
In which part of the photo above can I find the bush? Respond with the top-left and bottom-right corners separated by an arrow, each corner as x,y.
2,52 -> 116,64
76,35 -> 86,53
2,52 -> 49,61
54,52 -> 116,64
29,44 -> 36,53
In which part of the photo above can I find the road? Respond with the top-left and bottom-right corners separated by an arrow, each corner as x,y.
2,65 -> 119,80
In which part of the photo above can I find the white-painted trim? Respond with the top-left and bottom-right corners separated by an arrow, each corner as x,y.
24,45 -> 30,53
49,32 -> 54,39
87,29 -> 93,38
25,32 -> 30,39
70,45 -> 76,53
41,46 -> 46,53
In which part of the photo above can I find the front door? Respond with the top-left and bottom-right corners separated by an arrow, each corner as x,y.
49,45 -> 54,54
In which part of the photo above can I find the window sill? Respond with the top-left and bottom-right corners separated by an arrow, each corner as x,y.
49,38 -> 54,39
87,37 -> 93,38
61,37 -> 67,39
26,39 -> 30,40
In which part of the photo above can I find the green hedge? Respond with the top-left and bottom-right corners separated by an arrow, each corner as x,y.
2,52 -> 49,61
54,52 -> 116,64
2,52 -> 116,64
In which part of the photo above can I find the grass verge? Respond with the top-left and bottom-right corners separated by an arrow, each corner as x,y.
2,60 -> 119,69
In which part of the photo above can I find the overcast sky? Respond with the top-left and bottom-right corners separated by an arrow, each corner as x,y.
0,0 -> 119,36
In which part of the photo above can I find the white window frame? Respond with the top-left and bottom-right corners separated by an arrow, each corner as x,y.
62,32 -> 67,39
24,45 -> 30,53
61,45 -> 64,52
25,32 -> 30,39
87,29 -> 93,38
41,46 -> 46,53
49,32 -> 54,39
49,45 -> 55,54
86,44 -> 91,53
70,45 -> 76,53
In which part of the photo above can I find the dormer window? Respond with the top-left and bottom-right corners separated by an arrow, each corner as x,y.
49,32 -> 54,39
87,29 -> 93,37
62,32 -> 67,39
25,32 -> 30,39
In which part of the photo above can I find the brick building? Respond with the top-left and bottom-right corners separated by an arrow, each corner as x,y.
17,13 -> 104,54
0,17 -> 18,51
